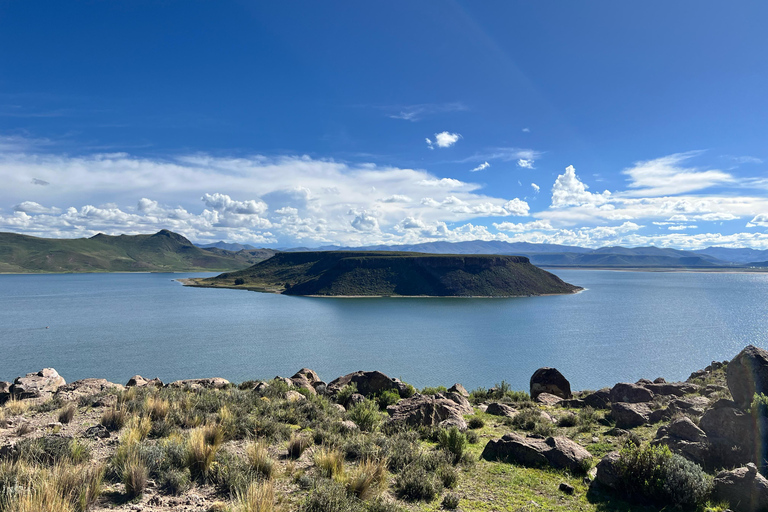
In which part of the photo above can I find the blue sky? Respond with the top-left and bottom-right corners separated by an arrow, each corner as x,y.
1,1 -> 767,248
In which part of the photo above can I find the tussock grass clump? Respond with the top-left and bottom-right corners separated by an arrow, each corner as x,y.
15,422 -> 33,437
0,460 -> 104,512
58,404 -> 76,425
143,395 -> 169,421
287,434 -> 312,459
345,458 -> 387,501
419,386 -> 447,396
576,406 -> 599,432
346,400 -> 381,432
121,453 -> 148,498
314,446 -> 344,479
123,415 -> 152,445
301,480 -> 357,512
100,407 -> 127,431
186,424 -> 223,479
246,440 -> 275,479
15,436 -> 91,465
5,397 -> 30,416
232,479 -> 275,512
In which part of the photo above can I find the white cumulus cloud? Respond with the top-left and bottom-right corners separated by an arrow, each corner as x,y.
426,131 -> 461,149
517,159 -> 534,169
551,165 -> 611,208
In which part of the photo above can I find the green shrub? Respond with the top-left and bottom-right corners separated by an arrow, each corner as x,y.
211,450 -> 252,494
376,390 -> 400,410
576,406 -> 599,432
343,433 -> 382,462
750,392 -> 768,417
437,462 -> 459,488
159,468 -> 191,495
393,463 -> 439,501
15,436 -> 91,465
302,480 -> 360,512
510,408 -> 555,437
437,427 -> 467,464
419,386 -> 447,396
616,443 -> 713,507
365,498 -> 406,512
467,417 -> 484,429
234,278 -> 245,286
442,492 -> 460,510
466,430 -> 479,444
347,400 -> 382,432
336,383 -> 359,405
382,432 -> 420,472
399,383 -> 416,399
557,414 -> 577,427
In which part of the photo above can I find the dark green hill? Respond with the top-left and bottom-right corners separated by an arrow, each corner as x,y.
187,251 -> 582,297
0,230 -> 273,273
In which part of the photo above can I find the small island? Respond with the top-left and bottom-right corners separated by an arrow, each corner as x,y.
183,251 -> 583,297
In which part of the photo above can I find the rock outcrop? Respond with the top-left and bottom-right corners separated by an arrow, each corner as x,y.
485,402 -> 517,418
713,463 -> 768,512
481,432 -> 591,473
652,417 -> 709,466
168,377 -> 230,390
9,368 -> 65,399
327,370 -> 409,398
609,382 -> 653,404
387,393 -> 470,430
727,345 -> 768,409
55,378 -> 124,401
126,375 -> 163,388
611,402 -> 651,429
530,367 -> 572,400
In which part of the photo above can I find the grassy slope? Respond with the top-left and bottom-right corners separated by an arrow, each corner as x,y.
194,251 -> 582,296
0,230 -> 271,273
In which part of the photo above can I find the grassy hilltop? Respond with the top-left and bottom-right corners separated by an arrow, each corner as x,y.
188,251 -> 582,296
0,230 -> 274,273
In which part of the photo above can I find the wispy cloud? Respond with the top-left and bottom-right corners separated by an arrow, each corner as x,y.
722,155 -> 763,164
623,151 -> 733,196
470,161 -> 490,172
386,102 -> 468,122
531,183 -> 540,193
522,128 -> 530,133
517,159 -> 534,169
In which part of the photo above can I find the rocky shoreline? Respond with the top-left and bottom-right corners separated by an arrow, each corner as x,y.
1,346 -> 768,511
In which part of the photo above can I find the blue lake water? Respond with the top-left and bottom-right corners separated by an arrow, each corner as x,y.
1,270 -> 767,392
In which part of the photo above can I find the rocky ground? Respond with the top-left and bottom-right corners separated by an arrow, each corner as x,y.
1,346 -> 768,512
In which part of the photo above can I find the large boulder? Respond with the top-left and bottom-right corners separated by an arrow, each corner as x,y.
55,379 -> 124,402
126,375 -> 163,388
594,451 -> 622,489
448,383 -> 469,397
387,394 -> 468,430
700,400 -> 757,468
727,345 -> 768,409
530,368 -> 572,400
713,463 -> 768,512
610,382 -> 653,404
10,368 -> 66,399
168,377 -> 230,390
486,402 -> 517,418
643,381 -> 700,397
292,368 -> 321,384
652,417 -> 709,466
611,402 -> 651,429
481,432 -> 591,473
581,388 -> 611,409
327,371 -> 408,398
0,382 -> 11,405
535,392 -> 564,406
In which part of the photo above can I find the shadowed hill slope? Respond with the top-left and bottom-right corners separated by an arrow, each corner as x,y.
0,230 -> 273,273
189,251 -> 582,296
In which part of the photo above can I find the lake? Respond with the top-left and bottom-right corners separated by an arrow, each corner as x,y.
1,270 -> 767,392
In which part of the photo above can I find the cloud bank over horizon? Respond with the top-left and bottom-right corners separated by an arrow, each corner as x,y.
0,146 -> 767,250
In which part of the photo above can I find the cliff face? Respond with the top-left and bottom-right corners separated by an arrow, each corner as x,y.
203,251 -> 582,297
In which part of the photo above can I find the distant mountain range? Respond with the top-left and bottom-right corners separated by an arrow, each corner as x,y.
278,240 -> 752,268
0,230 -> 275,273
197,241 -> 258,252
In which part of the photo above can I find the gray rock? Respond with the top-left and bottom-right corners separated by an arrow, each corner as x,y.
437,392 -> 474,415
581,388 -> 611,409
700,402 -> 756,468
652,417 -> 709,466
284,390 -> 306,402
609,382 -> 653,404
559,482 -> 574,495
168,377 -> 230,390
594,451 -> 621,489
668,417 -> 707,442
727,345 -> 768,409
448,383 -> 469,397
530,367 -> 572,400
643,381 -> 700,397
290,375 -> 317,395
292,368 -> 321,384
714,463 -> 768,512
0,381 -> 11,405
55,378 -> 124,401
486,402 -> 517,418
327,370 -> 407,398
535,392 -> 564,406
10,368 -> 66,399
667,396 -> 709,416
84,424 -> 110,439
346,393 -> 366,407
481,432 -> 592,473
611,402 -> 651,429
387,394 -> 469,430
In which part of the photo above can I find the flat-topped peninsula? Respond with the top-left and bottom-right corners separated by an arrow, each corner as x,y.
183,251 -> 583,297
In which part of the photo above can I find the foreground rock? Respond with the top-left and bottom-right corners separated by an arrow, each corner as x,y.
713,463 -> 768,512
609,382 -> 653,403
55,378 -> 124,402
611,402 -> 651,429
327,371 -> 409,398
652,417 -> 709,466
530,367 -> 572,400
481,432 -> 591,473
594,451 -> 621,489
700,399 -> 757,468
727,345 -> 768,409
387,393 -> 471,430
486,402 -> 517,418
9,368 -> 66,399
168,377 -> 230,390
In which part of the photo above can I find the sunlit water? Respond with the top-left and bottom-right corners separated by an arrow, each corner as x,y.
1,270 -> 767,392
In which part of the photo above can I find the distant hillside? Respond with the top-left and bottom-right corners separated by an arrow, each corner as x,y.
694,247 -> 768,264
197,241 -> 258,251
281,240 -> 735,268
0,230 -> 273,273
186,251 -> 582,297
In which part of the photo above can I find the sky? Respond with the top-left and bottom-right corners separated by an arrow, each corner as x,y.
1,1 -> 767,249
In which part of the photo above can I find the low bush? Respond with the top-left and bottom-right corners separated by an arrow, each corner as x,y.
375,390 -> 400,410
393,462 -> 438,501
347,400 -> 382,432
382,432 -> 420,472
615,443 -> 713,507
15,436 -> 91,465
557,414 -> 577,427
437,427 -> 467,464
509,408 -> 555,437
442,492 -> 460,510
467,417 -> 484,429
466,430 -> 479,444
336,383 -> 359,406
343,433 -> 382,462
576,406 -> 599,432
302,480 -> 360,512
159,467 -> 191,495
288,434 -> 312,459
419,386 -> 447,396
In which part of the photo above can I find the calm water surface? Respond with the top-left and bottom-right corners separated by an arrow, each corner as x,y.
1,270 -> 767,391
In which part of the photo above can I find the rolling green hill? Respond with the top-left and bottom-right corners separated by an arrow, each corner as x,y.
0,230 -> 274,273
187,251 -> 582,297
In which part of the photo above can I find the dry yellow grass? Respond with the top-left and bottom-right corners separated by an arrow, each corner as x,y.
5,397 -> 30,416
246,440 -> 275,479
232,479 -> 275,512
313,447 -> 344,480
